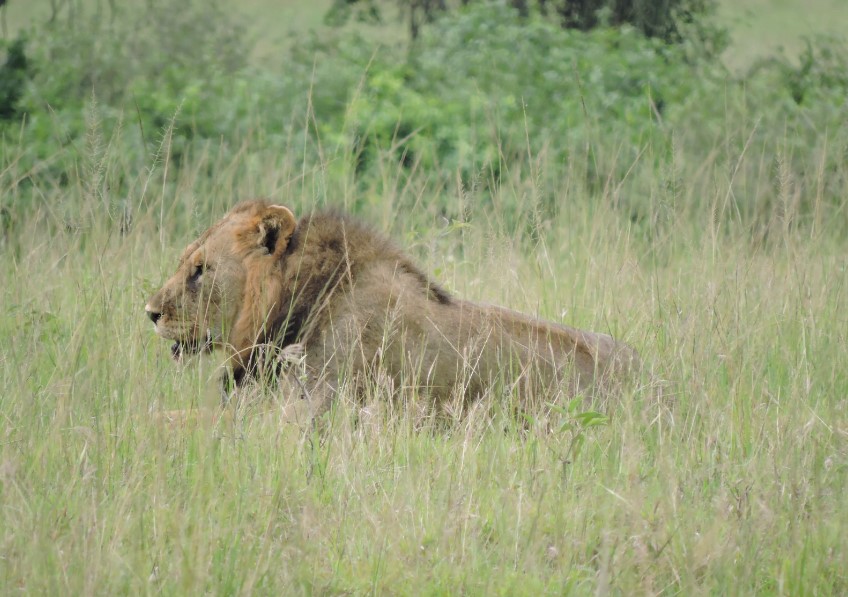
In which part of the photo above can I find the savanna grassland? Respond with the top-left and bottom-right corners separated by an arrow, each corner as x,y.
1,0 -> 846,594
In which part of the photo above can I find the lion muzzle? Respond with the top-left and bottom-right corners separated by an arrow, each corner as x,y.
145,304 -> 162,325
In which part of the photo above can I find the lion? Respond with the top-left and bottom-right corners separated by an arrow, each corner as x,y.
145,200 -> 639,422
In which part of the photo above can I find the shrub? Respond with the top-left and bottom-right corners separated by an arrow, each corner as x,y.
0,35 -> 30,121
2,0 -> 847,230
326,0 -> 723,48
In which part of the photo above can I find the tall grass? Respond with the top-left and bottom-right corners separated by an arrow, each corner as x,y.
1,65 -> 847,597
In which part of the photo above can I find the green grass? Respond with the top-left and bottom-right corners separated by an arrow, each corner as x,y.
1,108 -> 846,593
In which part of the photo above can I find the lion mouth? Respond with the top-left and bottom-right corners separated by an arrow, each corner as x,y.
170,330 -> 214,362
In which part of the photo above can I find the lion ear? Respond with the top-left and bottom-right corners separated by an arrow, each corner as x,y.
256,205 -> 297,257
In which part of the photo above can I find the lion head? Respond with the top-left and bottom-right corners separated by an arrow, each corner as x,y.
145,201 -> 297,364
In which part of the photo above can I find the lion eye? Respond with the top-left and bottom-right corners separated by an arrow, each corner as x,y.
189,263 -> 204,283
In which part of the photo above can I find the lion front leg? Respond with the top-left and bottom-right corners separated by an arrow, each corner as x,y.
275,373 -> 338,426
220,342 -> 309,404
220,341 -> 340,426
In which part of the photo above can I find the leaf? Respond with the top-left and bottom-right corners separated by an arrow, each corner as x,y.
567,397 -> 584,413
558,420 -> 574,434
569,434 -> 586,460
521,412 -> 538,427
546,401 -> 570,416
574,411 -> 609,428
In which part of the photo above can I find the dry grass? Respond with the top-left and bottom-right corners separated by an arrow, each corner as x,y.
1,99 -> 846,594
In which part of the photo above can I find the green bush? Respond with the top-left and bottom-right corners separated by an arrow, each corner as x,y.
0,35 -> 30,122
3,0 -> 254,174
2,0 -> 847,227
326,0 -> 725,49
283,2 -> 734,221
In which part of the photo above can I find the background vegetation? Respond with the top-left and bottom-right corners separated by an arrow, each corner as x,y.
0,0 -> 846,593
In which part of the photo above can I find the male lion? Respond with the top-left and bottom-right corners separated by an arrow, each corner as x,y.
145,200 -> 638,422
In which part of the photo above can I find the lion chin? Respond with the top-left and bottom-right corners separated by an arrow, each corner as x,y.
145,199 -> 641,422
170,331 -> 214,363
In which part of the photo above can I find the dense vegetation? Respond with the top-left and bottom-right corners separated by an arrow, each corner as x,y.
3,0 -> 847,227
1,1 -> 846,593
326,0 -> 721,44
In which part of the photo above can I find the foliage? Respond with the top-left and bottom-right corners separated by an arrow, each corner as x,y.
326,0 -> 724,48
0,35 -> 29,121
2,0 -> 253,181
1,0 -> 848,225
781,35 -> 848,105
289,3 -> 847,224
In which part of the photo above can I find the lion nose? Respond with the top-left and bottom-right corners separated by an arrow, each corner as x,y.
145,305 -> 162,325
